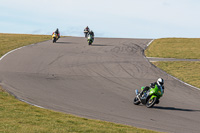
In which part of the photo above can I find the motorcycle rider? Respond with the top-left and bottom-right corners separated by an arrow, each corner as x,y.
139,78 -> 164,97
52,28 -> 60,38
88,30 -> 94,41
84,26 -> 90,37
84,26 -> 90,32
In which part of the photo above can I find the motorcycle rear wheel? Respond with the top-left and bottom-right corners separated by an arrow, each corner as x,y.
146,97 -> 157,108
133,97 -> 141,105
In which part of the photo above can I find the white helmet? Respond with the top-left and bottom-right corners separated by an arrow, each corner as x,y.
157,78 -> 164,86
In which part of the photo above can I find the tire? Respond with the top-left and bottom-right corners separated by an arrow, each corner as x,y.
133,97 -> 141,105
53,38 -> 56,43
88,41 -> 92,45
146,97 -> 157,108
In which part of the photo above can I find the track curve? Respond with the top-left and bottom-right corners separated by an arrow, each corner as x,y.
0,37 -> 200,133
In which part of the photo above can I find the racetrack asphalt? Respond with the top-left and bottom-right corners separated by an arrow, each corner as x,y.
0,37 -> 200,133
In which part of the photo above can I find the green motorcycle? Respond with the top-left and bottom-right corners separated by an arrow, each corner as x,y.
133,85 -> 164,108
87,34 -> 93,45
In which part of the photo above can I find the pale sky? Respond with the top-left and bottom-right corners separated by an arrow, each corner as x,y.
1,0 -> 200,38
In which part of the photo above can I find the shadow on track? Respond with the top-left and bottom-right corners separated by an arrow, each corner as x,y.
91,44 -> 112,46
55,42 -> 74,44
153,106 -> 200,112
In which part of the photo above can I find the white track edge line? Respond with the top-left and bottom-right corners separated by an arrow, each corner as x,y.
0,43 -> 46,109
0,46 -> 24,61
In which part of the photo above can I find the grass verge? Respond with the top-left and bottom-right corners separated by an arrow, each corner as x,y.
152,61 -> 200,88
145,38 -> 200,59
0,87 -> 160,133
146,38 -> 200,88
0,33 -> 51,57
0,33 -> 160,133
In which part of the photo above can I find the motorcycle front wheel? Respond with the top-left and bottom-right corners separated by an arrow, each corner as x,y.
88,41 -> 92,45
53,38 -> 56,43
146,97 -> 157,108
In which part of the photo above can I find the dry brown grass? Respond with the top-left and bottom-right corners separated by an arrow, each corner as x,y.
145,38 -> 200,59
0,33 -> 51,57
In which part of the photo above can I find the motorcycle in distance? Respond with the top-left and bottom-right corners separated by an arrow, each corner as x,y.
52,33 -> 58,43
133,85 -> 164,108
87,34 -> 93,45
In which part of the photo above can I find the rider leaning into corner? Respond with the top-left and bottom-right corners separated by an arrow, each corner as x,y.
139,78 -> 164,103
52,28 -> 60,38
